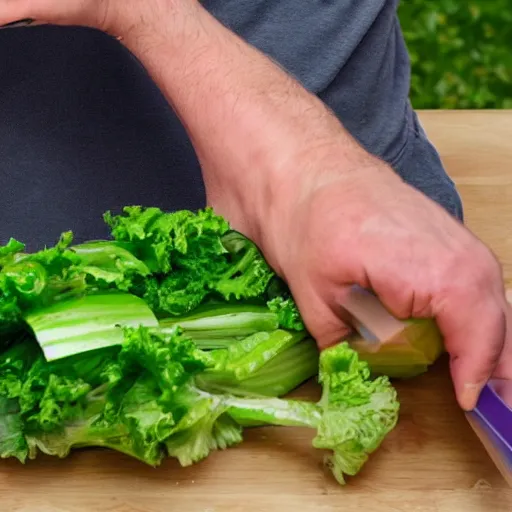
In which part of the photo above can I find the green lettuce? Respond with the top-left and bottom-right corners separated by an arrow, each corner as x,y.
0,205 -> 427,485
0,324 -> 399,484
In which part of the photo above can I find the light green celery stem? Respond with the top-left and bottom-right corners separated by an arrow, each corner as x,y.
225,396 -> 321,428
196,338 -> 319,397
72,240 -> 141,262
207,330 -> 308,382
235,338 -> 319,395
24,293 -> 158,361
179,335 -> 241,350
158,304 -> 279,348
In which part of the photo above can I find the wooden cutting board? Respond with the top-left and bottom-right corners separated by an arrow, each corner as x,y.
2,111 -> 512,512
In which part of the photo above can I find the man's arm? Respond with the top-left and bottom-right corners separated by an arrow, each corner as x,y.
0,0 -> 510,411
113,1 -> 376,258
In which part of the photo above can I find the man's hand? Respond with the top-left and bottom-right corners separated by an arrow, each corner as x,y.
1,0 -> 510,411
266,155 -> 512,412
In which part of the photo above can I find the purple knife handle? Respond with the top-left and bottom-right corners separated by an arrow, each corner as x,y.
473,380 -> 512,447
467,380 -> 512,486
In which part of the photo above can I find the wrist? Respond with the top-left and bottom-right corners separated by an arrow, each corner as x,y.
110,0 -> 200,51
103,0 -> 398,278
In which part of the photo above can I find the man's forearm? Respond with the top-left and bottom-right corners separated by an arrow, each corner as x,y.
117,1 -> 373,246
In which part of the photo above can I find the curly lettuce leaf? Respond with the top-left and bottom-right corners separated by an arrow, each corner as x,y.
104,206 -> 230,274
109,326 -> 241,466
0,232 -> 83,335
312,343 -> 400,483
113,325 -> 212,400
0,337 -> 41,398
0,325 -> 214,466
213,231 -> 274,301
104,207 -> 277,316
267,296 -> 305,331
163,388 -> 243,466
71,241 -> 151,292
145,272 -> 212,317
0,396 -> 27,461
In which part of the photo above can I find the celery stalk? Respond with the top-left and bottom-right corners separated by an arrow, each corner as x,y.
23,293 -> 158,361
159,303 -> 279,348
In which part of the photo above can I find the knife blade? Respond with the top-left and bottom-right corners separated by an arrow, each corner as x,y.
465,290 -> 512,487
338,285 -> 444,377
466,378 -> 512,487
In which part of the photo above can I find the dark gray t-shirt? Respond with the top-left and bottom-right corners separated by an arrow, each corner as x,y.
0,0 -> 462,249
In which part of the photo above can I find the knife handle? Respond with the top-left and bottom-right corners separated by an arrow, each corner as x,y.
342,286 -> 512,346
339,286 -> 444,377
339,285 -> 406,350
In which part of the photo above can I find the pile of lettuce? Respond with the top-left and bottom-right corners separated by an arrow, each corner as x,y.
0,206 -> 400,485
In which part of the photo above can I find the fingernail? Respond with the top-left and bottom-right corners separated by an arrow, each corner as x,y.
460,382 -> 483,411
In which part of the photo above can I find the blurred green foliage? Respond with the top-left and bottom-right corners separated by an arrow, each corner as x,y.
398,0 -> 512,109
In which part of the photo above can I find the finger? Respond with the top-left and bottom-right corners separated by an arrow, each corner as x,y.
439,293 -> 506,411
492,300 -> 512,380
289,282 -> 352,350
0,0 -> 37,26
306,301 -> 353,351
492,379 -> 512,406
0,0 -> 97,27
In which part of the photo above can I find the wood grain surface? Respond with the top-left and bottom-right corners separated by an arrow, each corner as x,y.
420,110 -> 512,288
2,111 -> 512,512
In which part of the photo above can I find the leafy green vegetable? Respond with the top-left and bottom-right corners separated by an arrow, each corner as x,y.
101,207 -> 277,318
24,293 -> 159,361
72,241 -> 151,291
0,396 -> 27,461
0,324 -> 398,484
196,330 -> 318,397
312,343 -> 399,482
0,205 -> 417,484
219,341 -> 400,484
159,303 -> 280,349
0,232 -> 81,336
267,296 -> 305,331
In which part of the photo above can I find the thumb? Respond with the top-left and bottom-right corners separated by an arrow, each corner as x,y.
0,0 -> 107,29
0,3 -> 30,26
0,0 -> 52,25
